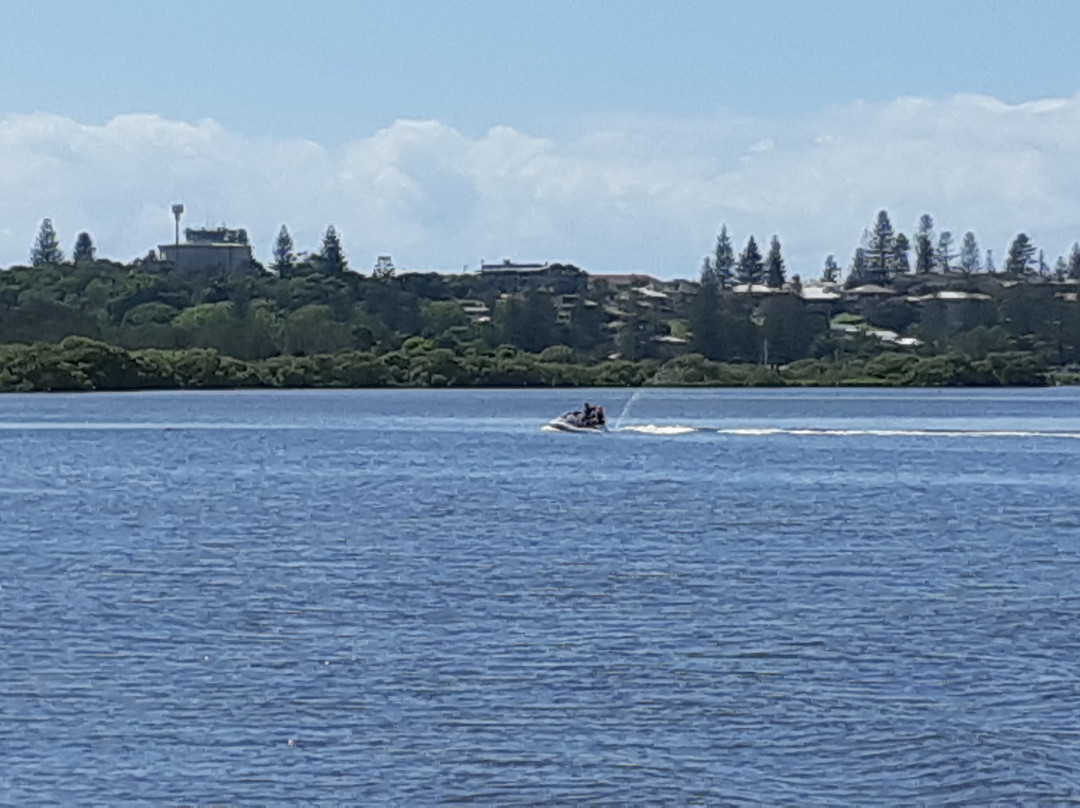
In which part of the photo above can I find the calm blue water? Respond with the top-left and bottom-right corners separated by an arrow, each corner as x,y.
2,387 -> 1080,804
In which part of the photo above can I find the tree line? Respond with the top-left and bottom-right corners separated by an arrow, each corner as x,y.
699,211 -> 1080,287
0,336 -> 1047,393
25,209 -> 1080,284
2,210 -> 1079,391
28,217 -> 352,276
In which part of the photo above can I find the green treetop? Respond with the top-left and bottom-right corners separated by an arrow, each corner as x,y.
699,255 -> 715,286
865,210 -> 895,279
318,224 -> 347,274
72,231 -> 96,263
891,232 -> 910,275
737,235 -> 765,285
31,218 -> 64,266
1005,233 -> 1036,275
713,224 -> 736,288
849,246 -> 867,280
959,231 -> 981,274
765,235 -> 786,288
936,231 -> 955,273
822,254 -> 840,283
272,224 -> 295,276
914,214 -> 934,274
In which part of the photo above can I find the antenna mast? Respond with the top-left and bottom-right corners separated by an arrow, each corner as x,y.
171,203 -> 185,246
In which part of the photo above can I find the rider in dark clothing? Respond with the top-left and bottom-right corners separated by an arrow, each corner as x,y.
581,403 -> 606,426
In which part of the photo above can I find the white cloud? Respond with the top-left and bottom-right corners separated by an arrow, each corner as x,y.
1,94 -> 1080,278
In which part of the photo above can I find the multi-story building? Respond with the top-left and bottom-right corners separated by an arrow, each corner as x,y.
157,227 -> 256,274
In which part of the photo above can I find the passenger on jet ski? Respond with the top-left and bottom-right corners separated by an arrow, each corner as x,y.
581,403 -> 605,427
548,403 -> 606,431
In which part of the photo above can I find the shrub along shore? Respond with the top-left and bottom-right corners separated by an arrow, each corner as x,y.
0,336 -> 1053,393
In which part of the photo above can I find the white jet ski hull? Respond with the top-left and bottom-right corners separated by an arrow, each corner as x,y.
545,417 -> 607,433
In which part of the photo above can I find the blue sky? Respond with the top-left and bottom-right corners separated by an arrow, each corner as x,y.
1,0 -> 1079,276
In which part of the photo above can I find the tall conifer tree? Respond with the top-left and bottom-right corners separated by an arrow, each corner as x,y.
318,224 -> 347,274
72,231 -> 96,263
699,256 -> 717,286
30,218 -> 64,266
765,235 -> 786,288
959,231 -> 981,274
914,214 -> 935,273
936,231 -> 955,273
850,247 -> 868,281
713,224 -> 736,288
1005,233 -> 1036,275
865,210 -> 895,279
737,235 -> 765,285
272,224 -> 295,276
822,254 -> 840,283
892,232 -> 910,275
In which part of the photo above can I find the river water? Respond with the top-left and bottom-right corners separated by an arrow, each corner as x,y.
1,387 -> 1079,803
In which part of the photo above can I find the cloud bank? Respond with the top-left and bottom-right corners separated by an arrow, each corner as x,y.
1,93 -> 1079,278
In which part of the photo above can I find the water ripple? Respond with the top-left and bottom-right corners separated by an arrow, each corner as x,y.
1,389 -> 1080,802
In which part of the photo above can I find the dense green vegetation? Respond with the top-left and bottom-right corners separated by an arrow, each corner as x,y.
0,336 -> 1052,393
3,210 -> 1080,391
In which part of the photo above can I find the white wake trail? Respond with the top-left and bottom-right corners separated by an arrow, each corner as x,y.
611,425 -> 1080,439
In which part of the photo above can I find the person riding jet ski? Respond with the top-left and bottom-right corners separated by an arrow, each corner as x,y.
582,403 -> 606,427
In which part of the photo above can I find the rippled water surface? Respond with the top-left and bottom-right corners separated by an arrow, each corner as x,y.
2,387 -> 1080,803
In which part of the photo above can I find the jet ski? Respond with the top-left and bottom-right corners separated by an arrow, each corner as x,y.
546,403 -> 607,432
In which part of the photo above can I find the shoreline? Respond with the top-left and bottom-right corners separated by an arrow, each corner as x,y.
0,336 -> 1061,393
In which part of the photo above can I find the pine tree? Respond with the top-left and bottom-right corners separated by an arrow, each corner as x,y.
959,231 -> 981,274
935,231 -> 955,273
914,214 -> 935,274
271,224 -> 295,276
891,232 -> 910,275
699,256 -> 718,287
1054,255 -> 1068,281
1005,233 -> 1036,275
1068,243 -> 1080,280
822,254 -> 840,283
765,235 -> 786,288
30,218 -> 64,266
318,224 -> 347,274
737,235 -> 765,285
713,224 -> 736,288
1038,249 -> 1050,276
865,210 -> 895,280
72,231 -> 96,263
850,247 -> 867,281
